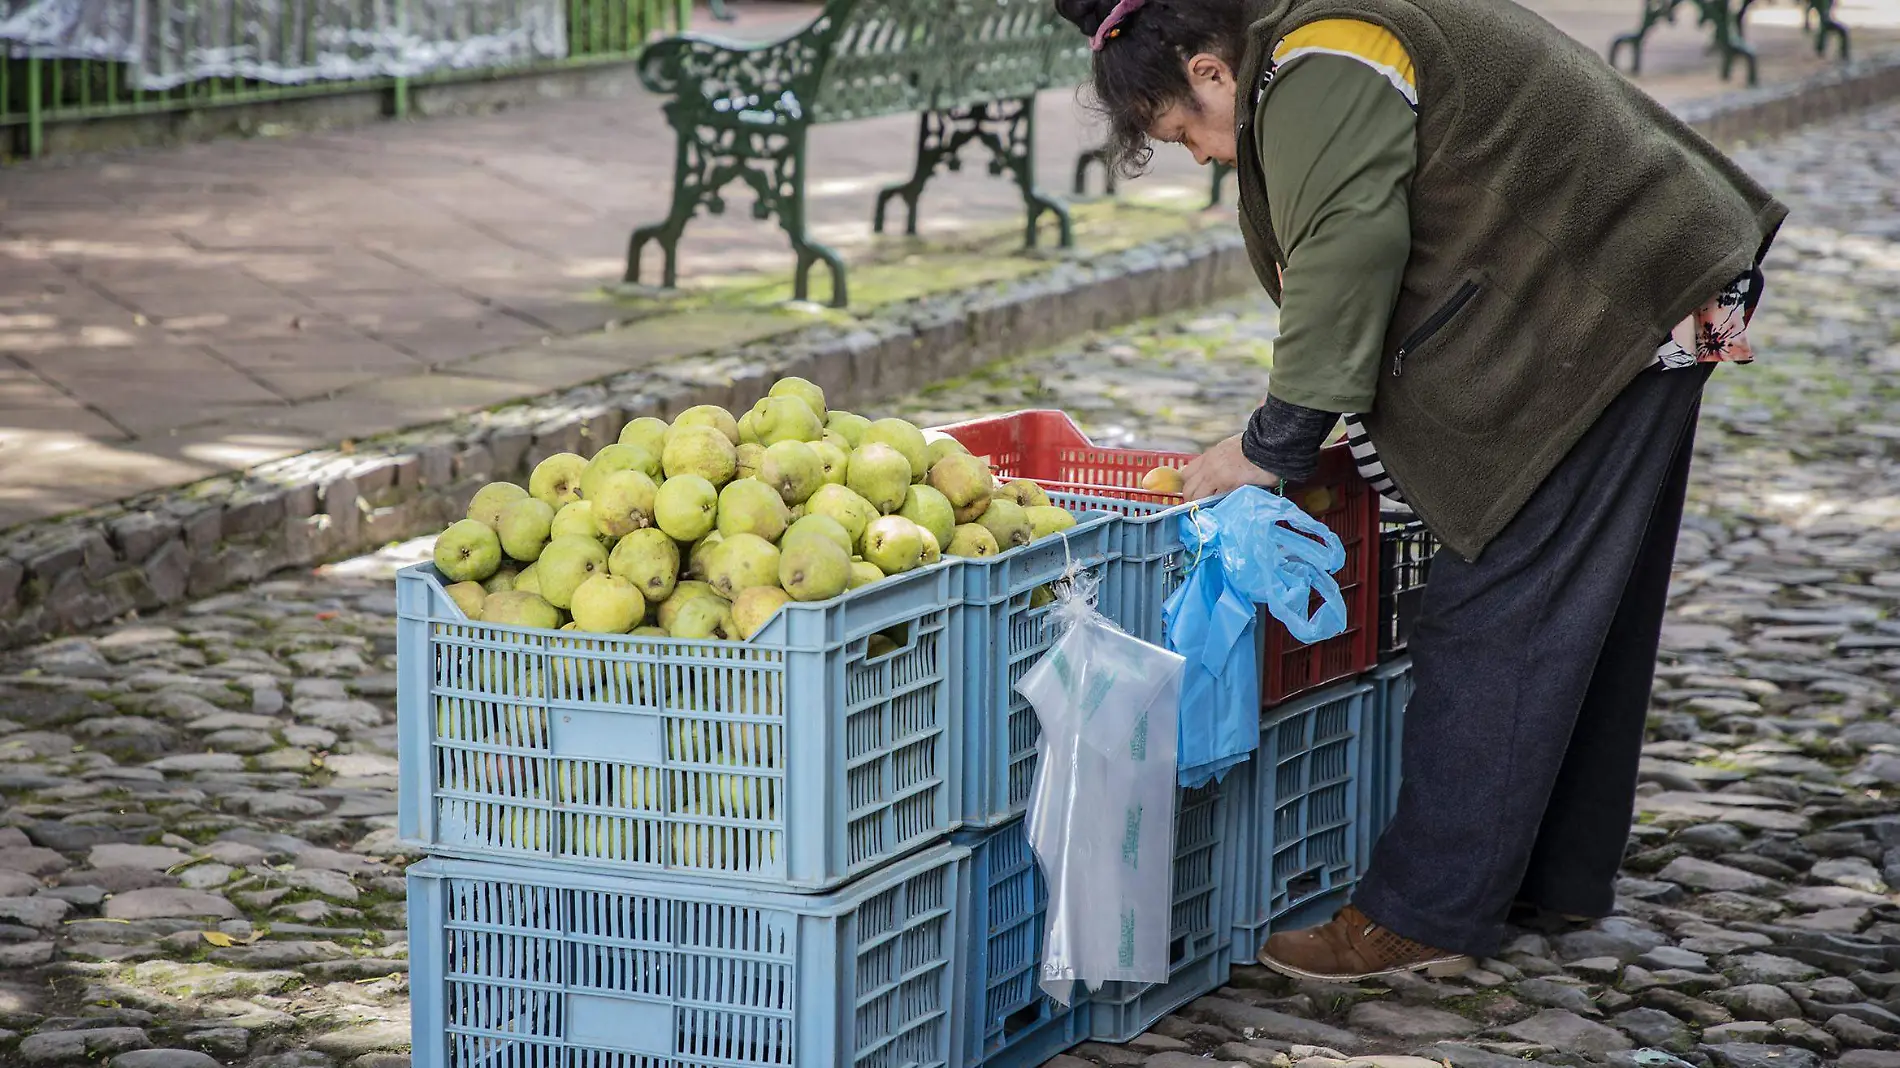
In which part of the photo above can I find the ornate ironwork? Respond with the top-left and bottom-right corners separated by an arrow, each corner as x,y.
625,0 -> 1091,307
875,99 -> 1073,250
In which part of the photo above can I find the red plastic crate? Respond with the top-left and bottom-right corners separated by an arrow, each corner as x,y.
936,410 -> 1378,707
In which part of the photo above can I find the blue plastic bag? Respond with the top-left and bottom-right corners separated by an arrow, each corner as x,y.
1163,487 -> 1349,786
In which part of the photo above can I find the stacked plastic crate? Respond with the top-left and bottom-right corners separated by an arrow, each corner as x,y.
395,557 -> 979,1068
934,410 -> 1385,1052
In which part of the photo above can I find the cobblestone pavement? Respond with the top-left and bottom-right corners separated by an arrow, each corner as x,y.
0,105 -> 1897,1068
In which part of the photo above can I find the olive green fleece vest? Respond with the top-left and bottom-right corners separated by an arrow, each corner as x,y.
1232,0 -> 1786,561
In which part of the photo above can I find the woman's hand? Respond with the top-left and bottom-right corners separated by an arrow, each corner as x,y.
1181,433 -> 1283,500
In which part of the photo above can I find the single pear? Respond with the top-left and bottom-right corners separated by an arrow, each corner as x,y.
662,426 -> 738,486
654,474 -> 720,542
946,523 -> 1000,558
657,580 -> 722,631
998,479 -> 1052,509
899,483 -> 957,551
717,478 -> 791,542
737,408 -> 762,446
867,633 -> 899,658
760,440 -> 825,505
847,443 -> 912,515
467,482 -> 529,530
825,410 -> 870,449
674,404 -> 741,445
513,563 -> 542,596
977,498 -> 1034,550
754,395 -> 824,445
810,440 -> 849,486
591,470 -> 660,538
862,516 -> 924,575
769,376 -> 828,422
733,585 -> 794,639
863,418 -> 929,481
444,581 -> 487,620
497,498 -> 556,563
581,443 -> 661,501
918,527 -> 942,566
953,495 -> 992,525
536,535 -> 610,610
435,519 -> 502,583
608,528 -> 680,604
529,452 -> 587,508
927,453 -> 995,517
1026,505 -> 1079,540
671,596 -> 737,641
1141,466 -> 1185,494
550,500 -> 602,544
849,559 -> 885,589
482,590 -> 562,630
706,533 -> 782,600
483,568 -> 518,594
783,513 -> 853,557
618,416 -> 670,458
925,436 -> 971,468
687,531 -> 726,580
807,484 -> 878,547
571,573 -> 646,634
779,536 -> 851,602
735,442 -> 766,481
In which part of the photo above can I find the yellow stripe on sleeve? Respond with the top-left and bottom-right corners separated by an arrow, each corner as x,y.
1271,18 -> 1418,107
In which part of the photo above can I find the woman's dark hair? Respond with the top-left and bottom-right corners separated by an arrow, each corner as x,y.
1055,0 -> 1253,176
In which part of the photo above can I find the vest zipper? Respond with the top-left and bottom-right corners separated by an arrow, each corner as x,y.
1393,281 -> 1480,377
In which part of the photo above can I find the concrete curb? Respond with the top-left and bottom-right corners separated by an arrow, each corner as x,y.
3,49 -> 1898,649
1678,48 -> 1900,146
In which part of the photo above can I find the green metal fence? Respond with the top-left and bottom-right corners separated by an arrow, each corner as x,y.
1,0 -> 691,160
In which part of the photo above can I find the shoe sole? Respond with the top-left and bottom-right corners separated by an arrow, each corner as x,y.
1256,951 -> 1475,983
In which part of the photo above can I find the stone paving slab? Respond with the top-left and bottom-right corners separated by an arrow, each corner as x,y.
0,0 -> 1897,534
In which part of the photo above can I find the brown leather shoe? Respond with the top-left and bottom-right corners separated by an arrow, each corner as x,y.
1258,904 -> 1474,982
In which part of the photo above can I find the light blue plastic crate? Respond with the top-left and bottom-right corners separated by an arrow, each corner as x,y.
1361,656 -> 1413,865
1054,492 -> 1195,647
952,508 -> 1119,827
1087,779 -> 1233,1044
395,560 -> 960,891
407,844 -> 965,1068
1227,679 -> 1369,959
953,817 -> 1087,1068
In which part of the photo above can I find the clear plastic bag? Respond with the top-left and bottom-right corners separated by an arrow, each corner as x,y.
1018,571 -> 1185,1004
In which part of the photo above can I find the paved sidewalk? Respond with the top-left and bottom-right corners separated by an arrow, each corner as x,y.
1,0 -> 1896,532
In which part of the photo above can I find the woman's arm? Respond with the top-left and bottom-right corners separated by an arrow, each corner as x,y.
1184,39 -> 1417,499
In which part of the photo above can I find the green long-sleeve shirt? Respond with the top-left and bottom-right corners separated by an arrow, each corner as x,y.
1254,49 -> 1419,414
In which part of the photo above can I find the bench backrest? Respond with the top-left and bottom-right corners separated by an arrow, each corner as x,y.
810,0 -> 1092,123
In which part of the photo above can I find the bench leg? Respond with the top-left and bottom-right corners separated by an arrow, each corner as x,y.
625,127 -> 705,289
874,100 -> 1073,251
1073,146 -> 1119,198
626,122 -> 847,306
1609,0 -> 1684,74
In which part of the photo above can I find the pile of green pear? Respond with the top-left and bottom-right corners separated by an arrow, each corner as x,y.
431,377 -> 1079,640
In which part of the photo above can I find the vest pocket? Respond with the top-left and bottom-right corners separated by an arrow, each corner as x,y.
1393,279 -> 1482,377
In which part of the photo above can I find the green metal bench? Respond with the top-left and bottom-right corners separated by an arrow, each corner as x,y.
627,0 -> 1091,306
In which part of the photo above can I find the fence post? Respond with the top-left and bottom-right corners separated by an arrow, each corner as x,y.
392,76 -> 410,118
27,55 -> 44,159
